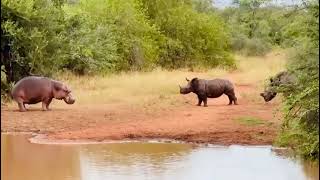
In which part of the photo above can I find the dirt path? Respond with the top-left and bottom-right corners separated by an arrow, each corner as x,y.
1,74 -> 282,145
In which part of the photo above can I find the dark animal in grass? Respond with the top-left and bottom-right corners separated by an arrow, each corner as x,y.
260,71 -> 296,102
11,76 -> 75,112
179,77 -> 238,107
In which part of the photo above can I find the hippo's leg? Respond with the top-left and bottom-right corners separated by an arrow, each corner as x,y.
197,95 -> 203,106
46,98 -> 53,110
41,102 -> 47,111
18,102 -> 27,112
42,98 -> 52,111
15,98 -> 27,112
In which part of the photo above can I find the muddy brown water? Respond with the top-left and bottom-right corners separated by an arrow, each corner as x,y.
1,134 -> 319,180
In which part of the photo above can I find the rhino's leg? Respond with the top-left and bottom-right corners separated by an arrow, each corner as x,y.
233,96 -> 238,105
203,97 -> 208,107
197,95 -> 203,106
227,95 -> 233,105
230,92 -> 238,105
226,91 -> 238,105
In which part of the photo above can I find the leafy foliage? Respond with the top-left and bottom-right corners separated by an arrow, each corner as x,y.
1,0 -> 234,81
218,0 -> 314,56
274,0 -> 319,160
141,0 -> 235,68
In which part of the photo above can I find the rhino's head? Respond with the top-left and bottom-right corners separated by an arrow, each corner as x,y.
260,89 -> 277,102
260,74 -> 280,102
179,77 -> 198,94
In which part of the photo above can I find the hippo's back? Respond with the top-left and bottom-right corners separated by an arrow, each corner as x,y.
12,76 -> 52,98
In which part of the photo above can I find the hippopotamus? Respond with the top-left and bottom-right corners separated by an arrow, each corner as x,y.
179,77 -> 238,107
11,76 -> 75,112
260,71 -> 296,102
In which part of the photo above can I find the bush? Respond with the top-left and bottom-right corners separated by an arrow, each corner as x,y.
276,41 -> 319,160
142,1 -> 235,69
1,65 -> 13,103
231,35 -> 271,56
275,0 -> 319,160
243,38 -> 271,56
1,0 -> 235,79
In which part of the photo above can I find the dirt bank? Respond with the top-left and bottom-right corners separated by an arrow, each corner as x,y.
1,78 -> 282,145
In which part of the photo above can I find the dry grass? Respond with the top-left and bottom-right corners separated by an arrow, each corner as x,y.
233,49 -> 287,86
53,67 -> 229,106
6,50 -> 287,108
57,50 -> 287,107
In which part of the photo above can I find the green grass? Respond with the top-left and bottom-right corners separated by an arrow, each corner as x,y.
235,116 -> 265,126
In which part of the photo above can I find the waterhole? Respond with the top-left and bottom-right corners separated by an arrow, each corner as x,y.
1,134 -> 318,180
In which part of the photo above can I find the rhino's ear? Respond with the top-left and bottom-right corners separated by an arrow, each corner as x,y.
190,78 -> 199,88
186,77 -> 190,82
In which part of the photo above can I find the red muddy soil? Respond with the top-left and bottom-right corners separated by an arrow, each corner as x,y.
1,77 -> 282,145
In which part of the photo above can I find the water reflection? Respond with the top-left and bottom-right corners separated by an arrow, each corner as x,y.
1,134 -> 81,180
303,161 -> 319,180
79,143 -> 192,180
1,134 -> 319,180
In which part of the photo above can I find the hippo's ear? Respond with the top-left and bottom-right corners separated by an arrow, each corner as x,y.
186,78 -> 190,82
53,81 -> 62,91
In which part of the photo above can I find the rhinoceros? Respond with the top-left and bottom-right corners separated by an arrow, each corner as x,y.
179,77 -> 238,107
260,71 -> 296,102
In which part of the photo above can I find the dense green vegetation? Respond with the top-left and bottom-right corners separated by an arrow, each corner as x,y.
219,0 -> 319,160
1,0 -> 233,79
218,0 -> 316,56
1,0 -> 318,160
274,0 -> 319,161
